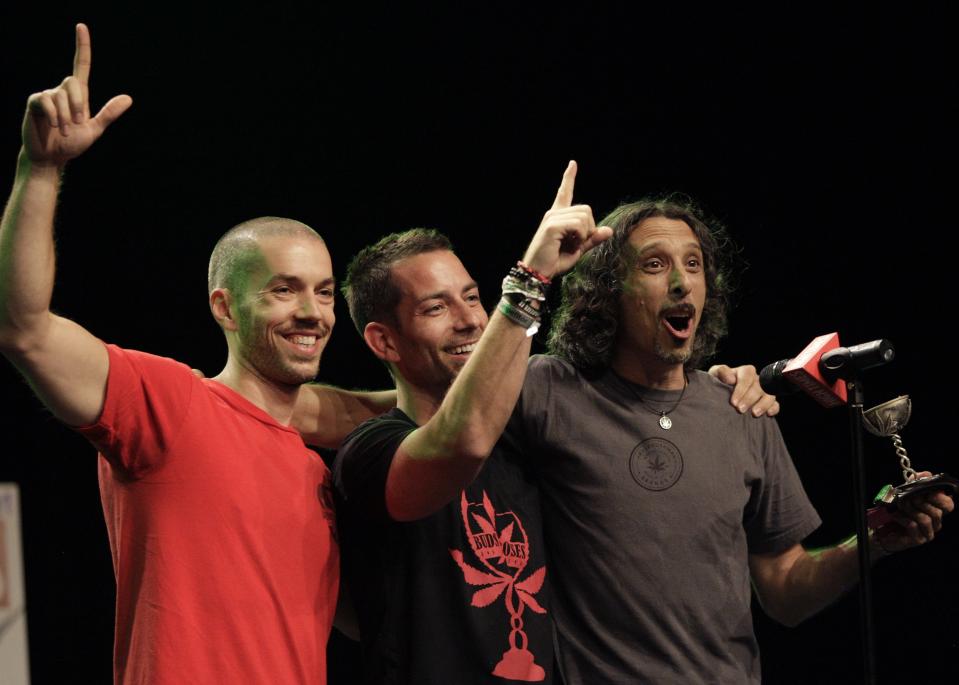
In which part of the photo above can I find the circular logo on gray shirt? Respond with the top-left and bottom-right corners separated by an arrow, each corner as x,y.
629,438 -> 684,491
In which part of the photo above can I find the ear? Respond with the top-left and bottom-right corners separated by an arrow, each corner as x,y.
210,288 -> 239,332
363,321 -> 400,363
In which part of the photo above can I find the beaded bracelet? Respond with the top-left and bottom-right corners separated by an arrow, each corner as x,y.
516,260 -> 552,286
497,296 -> 540,337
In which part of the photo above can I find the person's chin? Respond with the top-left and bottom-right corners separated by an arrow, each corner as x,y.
655,339 -> 693,365
279,359 -> 321,386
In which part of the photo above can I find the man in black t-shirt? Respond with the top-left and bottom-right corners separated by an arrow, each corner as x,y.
333,163 -> 607,684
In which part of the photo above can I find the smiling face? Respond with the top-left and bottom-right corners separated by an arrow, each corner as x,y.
613,216 -> 706,383
230,234 -> 336,387
381,249 -> 487,394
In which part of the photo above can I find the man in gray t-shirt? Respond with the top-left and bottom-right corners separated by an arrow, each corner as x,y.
519,196 -> 953,683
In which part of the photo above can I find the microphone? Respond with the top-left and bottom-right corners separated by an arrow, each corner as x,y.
759,334 -> 895,409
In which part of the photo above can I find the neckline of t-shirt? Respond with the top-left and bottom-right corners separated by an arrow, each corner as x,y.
605,367 -> 702,402
201,378 -> 300,435
389,406 -> 416,425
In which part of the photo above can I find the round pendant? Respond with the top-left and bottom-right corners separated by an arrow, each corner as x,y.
659,414 -> 672,430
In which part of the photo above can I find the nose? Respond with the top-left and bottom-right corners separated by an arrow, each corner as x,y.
452,299 -> 484,332
668,267 -> 692,299
296,293 -> 324,322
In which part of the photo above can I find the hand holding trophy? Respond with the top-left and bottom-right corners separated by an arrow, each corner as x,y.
863,395 -> 958,533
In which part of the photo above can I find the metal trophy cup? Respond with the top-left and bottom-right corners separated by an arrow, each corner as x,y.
862,395 -> 958,529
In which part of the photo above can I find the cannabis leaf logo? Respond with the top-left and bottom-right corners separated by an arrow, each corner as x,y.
449,490 -> 547,680
450,490 -> 546,612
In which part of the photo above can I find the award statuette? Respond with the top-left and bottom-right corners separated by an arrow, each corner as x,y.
862,395 -> 958,530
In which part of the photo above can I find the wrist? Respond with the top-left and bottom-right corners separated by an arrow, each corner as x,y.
498,262 -> 549,337
516,257 -> 554,283
17,149 -> 64,180
867,529 -> 893,563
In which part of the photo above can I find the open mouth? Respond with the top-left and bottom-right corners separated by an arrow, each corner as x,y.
661,306 -> 695,340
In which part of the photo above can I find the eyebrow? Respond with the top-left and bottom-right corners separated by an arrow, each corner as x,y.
636,241 -> 702,256
415,281 -> 479,305
268,274 -> 336,287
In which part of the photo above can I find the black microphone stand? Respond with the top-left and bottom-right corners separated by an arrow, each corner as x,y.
763,338 -> 895,684
818,339 -> 893,685
846,376 -> 876,685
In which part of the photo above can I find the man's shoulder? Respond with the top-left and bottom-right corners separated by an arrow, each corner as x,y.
338,408 -> 415,456
527,353 -> 581,381
354,406 -> 416,432
688,368 -> 765,419
106,343 -> 194,379
689,368 -> 738,400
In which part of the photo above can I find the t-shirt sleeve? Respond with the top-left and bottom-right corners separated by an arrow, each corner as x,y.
510,354 -> 553,449
743,416 -> 822,554
333,414 -> 416,522
75,344 -> 195,478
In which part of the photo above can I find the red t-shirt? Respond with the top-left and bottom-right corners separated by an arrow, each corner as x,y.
78,344 -> 339,684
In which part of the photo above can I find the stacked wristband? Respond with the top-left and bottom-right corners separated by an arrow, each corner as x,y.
498,261 -> 550,337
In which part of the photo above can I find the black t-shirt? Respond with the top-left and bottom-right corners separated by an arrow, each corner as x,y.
333,408 -> 554,685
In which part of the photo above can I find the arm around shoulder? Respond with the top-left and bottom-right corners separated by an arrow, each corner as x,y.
292,383 -> 396,449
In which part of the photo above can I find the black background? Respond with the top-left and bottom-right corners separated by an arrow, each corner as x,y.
1,3 -> 955,683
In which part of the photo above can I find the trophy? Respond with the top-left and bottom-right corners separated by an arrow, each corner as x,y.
862,395 -> 958,530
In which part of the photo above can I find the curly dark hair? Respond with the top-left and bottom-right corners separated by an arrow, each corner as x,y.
547,195 -> 737,373
342,228 -> 453,334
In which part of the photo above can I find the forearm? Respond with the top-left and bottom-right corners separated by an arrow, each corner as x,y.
0,152 -> 61,349
294,384 -> 396,449
751,536 -> 883,627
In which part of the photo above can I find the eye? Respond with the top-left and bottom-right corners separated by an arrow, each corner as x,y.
465,292 -> 481,304
642,258 -> 665,272
273,285 -> 294,295
317,288 -> 335,302
686,256 -> 702,270
419,300 -> 446,316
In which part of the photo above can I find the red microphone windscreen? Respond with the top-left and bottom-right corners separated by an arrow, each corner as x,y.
782,332 -> 848,408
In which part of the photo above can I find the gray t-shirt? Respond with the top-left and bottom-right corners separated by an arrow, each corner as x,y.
509,355 -> 821,684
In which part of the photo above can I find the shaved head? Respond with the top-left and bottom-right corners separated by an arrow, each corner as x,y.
208,217 -> 325,296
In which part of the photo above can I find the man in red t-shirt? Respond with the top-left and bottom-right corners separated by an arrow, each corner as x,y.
0,24 -> 391,684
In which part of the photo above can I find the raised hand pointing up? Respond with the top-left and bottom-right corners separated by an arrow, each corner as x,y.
522,161 -> 613,280
22,23 -> 132,168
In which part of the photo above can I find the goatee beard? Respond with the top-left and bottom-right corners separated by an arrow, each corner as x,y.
654,339 -> 693,366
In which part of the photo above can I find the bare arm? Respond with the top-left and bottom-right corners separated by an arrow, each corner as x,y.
0,24 -> 131,426
387,161 -> 613,521
292,384 -> 396,449
749,483 -> 953,626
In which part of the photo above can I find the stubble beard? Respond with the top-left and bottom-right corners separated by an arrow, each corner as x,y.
241,325 -> 327,388
251,344 -> 321,387
654,335 -> 694,366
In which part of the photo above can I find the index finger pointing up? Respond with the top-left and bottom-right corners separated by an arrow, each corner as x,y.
73,23 -> 92,84
552,160 -> 577,209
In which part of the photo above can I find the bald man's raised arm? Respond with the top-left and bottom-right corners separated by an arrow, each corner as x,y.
0,24 -> 131,427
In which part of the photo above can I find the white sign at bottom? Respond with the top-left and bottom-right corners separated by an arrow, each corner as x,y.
0,483 -> 30,685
